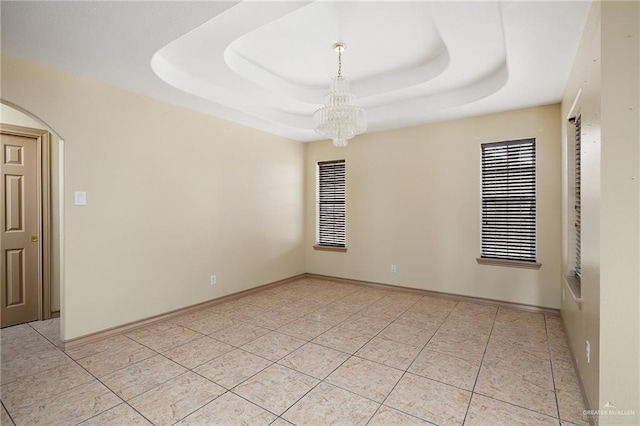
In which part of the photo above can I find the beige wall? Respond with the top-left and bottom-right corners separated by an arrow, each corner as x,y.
1,54 -> 305,340
0,103 -> 62,313
599,0 -> 639,422
561,1 -> 640,422
560,0 -> 601,412
305,104 -> 562,309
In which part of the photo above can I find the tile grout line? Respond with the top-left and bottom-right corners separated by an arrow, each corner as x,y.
1,400 -> 17,426
544,314 -> 564,426
460,305 -> 499,425
371,299 -> 462,424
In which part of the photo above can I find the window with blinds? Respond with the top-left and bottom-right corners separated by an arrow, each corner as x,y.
317,160 -> 346,247
481,139 -> 537,262
573,115 -> 582,280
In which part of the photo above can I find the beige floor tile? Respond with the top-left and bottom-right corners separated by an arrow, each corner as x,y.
283,382 -> 379,426
475,364 -> 558,417
208,321 -> 271,346
162,336 -> 234,369
278,342 -> 349,379
179,313 -> 240,335
356,336 -> 421,370
194,349 -> 272,389
339,315 -> 391,336
410,295 -> 457,311
489,329 -> 549,359
328,299 -> 372,313
233,364 -> 319,415
396,310 -> 447,329
385,373 -> 471,425
438,317 -> 493,337
177,392 -> 277,425
64,334 -> 134,360
129,372 -> 225,425
465,394 -> 558,425
276,318 -> 333,341
11,380 -> 121,426
552,358 -> 583,392
1,404 -> 14,426
368,406 -> 432,425
126,325 -> 203,352
279,300 -> 324,316
408,348 -> 480,390
557,387 -> 590,425
495,308 -> 546,330
270,417 -> 295,426
491,324 -> 549,345
1,325 -> 52,354
29,318 -> 61,345
326,356 -> 403,402
312,326 -> 372,354
426,331 -> 488,363
304,307 -> 353,325
483,343 -> 553,390
241,331 -> 305,361
1,346 -> 70,385
245,309 -> 300,329
100,355 -> 187,400
450,301 -> 497,318
223,305 -> 272,321
1,358 -> 93,411
379,322 -> 437,348
77,339 -> 156,377
79,403 -> 152,425
359,304 -> 407,322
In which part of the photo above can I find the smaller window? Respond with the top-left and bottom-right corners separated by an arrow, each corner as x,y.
480,139 -> 537,263
317,160 -> 346,248
572,115 -> 582,280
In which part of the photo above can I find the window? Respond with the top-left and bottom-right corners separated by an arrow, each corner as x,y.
480,139 -> 537,264
316,160 -> 346,249
572,115 -> 582,280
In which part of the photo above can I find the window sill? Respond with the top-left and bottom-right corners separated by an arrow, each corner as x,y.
476,257 -> 542,270
313,245 -> 347,253
563,275 -> 583,306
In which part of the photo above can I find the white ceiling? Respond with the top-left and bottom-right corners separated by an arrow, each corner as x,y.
1,1 -> 591,142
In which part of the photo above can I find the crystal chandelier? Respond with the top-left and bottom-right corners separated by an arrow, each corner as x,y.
313,43 -> 367,147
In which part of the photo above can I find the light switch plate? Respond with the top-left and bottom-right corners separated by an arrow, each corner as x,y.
74,191 -> 87,206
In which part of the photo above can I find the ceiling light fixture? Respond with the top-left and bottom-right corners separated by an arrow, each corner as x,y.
313,42 -> 367,147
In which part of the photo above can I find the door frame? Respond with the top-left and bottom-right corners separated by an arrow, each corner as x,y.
1,123 -> 52,321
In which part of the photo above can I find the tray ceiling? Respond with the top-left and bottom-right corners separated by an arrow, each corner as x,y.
1,1 -> 592,142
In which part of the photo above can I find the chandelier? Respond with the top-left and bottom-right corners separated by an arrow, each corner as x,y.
313,43 -> 367,147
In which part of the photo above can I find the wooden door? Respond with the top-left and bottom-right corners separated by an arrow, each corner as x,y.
1,124 -> 49,327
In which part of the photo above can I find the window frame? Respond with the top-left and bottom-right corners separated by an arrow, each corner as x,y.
314,159 -> 347,252
477,138 -> 541,269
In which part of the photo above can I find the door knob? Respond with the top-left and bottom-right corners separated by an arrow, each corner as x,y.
31,234 -> 38,242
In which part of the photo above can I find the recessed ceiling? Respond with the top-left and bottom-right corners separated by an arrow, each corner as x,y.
1,1 -> 591,142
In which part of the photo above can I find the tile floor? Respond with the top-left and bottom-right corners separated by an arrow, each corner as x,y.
1,278 -> 589,425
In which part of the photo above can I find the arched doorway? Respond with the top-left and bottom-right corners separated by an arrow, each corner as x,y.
1,101 -> 63,328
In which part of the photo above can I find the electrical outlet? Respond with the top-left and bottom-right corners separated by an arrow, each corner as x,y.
391,264 -> 397,273
586,340 -> 591,363
210,275 -> 217,285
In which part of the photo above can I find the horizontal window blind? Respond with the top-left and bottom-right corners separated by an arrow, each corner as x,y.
318,160 -> 346,247
481,139 -> 536,262
573,115 -> 582,280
